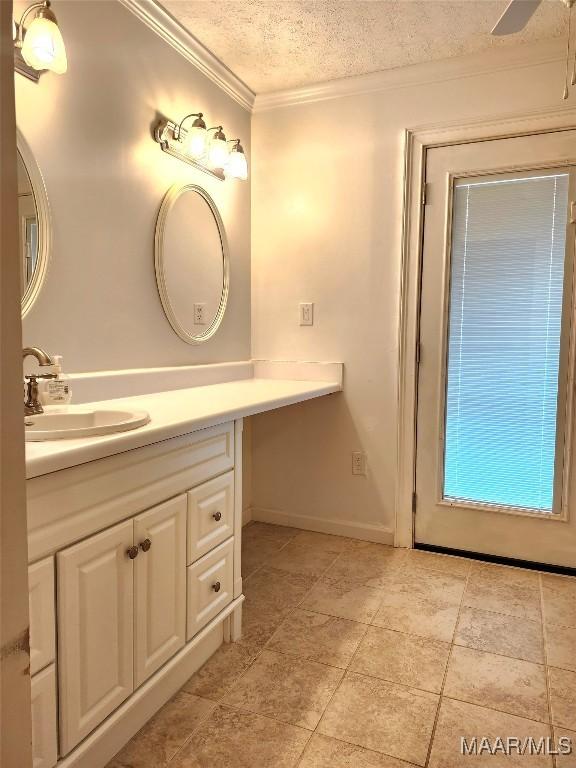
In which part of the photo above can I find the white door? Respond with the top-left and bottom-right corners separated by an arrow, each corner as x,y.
416,130 -> 576,568
134,495 -> 187,687
57,520 -> 134,755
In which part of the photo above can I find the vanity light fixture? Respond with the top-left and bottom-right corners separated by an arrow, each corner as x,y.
14,0 -> 67,82
154,113 -> 248,182
207,126 -> 229,170
226,140 -> 248,181
174,112 -> 208,160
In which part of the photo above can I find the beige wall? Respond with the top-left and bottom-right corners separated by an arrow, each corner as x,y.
16,0 -> 251,372
251,40 -> 574,538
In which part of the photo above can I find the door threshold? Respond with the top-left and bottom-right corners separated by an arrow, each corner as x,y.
414,543 -> 576,577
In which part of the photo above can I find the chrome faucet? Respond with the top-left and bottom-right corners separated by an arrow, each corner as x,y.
23,347 -> 54,416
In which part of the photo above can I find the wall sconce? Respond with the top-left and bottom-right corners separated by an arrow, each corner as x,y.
154,113 -> 248,182
14,0 -> 67,82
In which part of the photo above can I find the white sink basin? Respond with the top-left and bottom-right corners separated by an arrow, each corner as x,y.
24,408 -> 150,441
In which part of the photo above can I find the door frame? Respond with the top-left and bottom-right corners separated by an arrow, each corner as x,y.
395,104 -> 576,548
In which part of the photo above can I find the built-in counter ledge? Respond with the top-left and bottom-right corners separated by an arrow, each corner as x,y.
24,360 -> 343,479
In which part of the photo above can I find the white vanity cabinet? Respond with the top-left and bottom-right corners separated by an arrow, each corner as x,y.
27,420 -> 244,768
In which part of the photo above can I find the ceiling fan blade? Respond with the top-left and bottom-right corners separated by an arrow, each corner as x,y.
491,0 -> 542,35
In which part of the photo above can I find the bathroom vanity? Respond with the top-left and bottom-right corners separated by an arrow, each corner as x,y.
25,363 -> 342,768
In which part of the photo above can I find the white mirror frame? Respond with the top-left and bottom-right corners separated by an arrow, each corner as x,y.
154,184 -> 230,344
18,128 -> 51,318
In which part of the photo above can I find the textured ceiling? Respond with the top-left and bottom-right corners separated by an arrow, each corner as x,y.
159,0 -> 566,94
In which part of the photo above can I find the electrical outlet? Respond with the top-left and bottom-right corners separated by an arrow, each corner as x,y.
299,302 -> 314,326
352,451 -> 367,476
193,303 -> 207,325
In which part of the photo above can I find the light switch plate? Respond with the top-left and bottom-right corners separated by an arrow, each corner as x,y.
299,302 -> 314,326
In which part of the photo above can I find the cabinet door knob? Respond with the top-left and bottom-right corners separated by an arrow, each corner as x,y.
127,545 -> 139,560
140,538 -> 152,552
212,511 -> 222,522
212,581 -> 221,592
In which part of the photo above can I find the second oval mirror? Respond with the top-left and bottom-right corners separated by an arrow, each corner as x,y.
155,184 -> 229,344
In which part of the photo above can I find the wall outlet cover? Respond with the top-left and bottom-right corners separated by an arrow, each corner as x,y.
299,302 -> 314,326
194,303 -> 207,325
352,451 -> 367,476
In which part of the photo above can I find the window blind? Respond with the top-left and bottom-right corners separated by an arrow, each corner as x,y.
444,172 -> 569,512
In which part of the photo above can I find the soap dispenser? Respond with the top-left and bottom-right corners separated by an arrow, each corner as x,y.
38,355 -> 72,408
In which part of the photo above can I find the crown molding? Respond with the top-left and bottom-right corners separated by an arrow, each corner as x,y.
253,38 -> 566,113
119,0 -> 255,112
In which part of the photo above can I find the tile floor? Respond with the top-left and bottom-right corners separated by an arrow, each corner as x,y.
107,523 -> 576,768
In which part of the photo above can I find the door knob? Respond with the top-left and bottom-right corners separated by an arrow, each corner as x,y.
212,581 -> 221,592
126,545 -> 139,560
140,538 -> 152,552
212,511 -> 222,521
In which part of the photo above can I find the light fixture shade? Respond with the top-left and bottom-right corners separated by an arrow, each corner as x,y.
183,125 -> 207,159
227,144 -> 248,180
21,15 -> 67,73
208,130 -> 229,169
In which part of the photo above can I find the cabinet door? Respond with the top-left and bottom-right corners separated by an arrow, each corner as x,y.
57,520 -> 134,755
28,557 -> 56,676
31,665 -> 58,768
134,495 -> 187,687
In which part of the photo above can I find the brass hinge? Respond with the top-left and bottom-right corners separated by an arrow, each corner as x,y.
571,201 -> 576,224
416,341 -> 421,365
412,492 -> 417,513
422,182 -> 430,206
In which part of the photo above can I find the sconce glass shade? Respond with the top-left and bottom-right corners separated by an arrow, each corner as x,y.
21,13 -> 67,73
183,124 -> 208,160
227,143 -> 248,180
208,128 -> 229,169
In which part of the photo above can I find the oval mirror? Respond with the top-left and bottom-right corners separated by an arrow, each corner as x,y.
18,130 -> 51,317
155,184 -> 229,344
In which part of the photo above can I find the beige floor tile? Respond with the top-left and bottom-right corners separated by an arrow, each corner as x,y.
106,692 -> 214,767
546,624 -> 576,672
455,607 -> 544,663
444,646 -> 548,722
299,733 -> 413,768
240,566 -> 316,647
318,672 -> 439,765
404,549 -> 472,577
243,522 -> 301,544
170,705 -> 310,768
372,592 -> 459,642
291,531 -> 352,552
549,667 -> 576,731
182,642 -> 260,701
542,575 -> 576,629
301,578 -> 384,624
270,539 -> 343,579
429,698 -> 552,768
554,728 -> 576,768
350,626 -> 450,693
376,568 -> 467,606
265,609 -> 367,668
323,546 -> 406,589
242,536 -> 290,579
463,568 -> 541,621
223,649 -> 343,730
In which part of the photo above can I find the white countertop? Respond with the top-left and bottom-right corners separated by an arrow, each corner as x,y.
25,377 -> 341,479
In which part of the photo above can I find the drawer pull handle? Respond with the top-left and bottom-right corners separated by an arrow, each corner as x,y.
140,538 -> 152,552
212,511 -> 222,522
212,581 -> 221,593
127,545 -> 139,560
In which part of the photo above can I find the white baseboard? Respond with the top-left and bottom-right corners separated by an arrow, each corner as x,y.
250,507 -> 394,545
242,505 -> 252,526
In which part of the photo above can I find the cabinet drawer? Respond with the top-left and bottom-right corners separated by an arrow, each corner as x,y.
187,538 -> 233,640
29,557 -> 56,676
187,471 -> 234,564
31,664 -> 58,768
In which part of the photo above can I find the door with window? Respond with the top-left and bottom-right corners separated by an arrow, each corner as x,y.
415,131 -> 576,568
